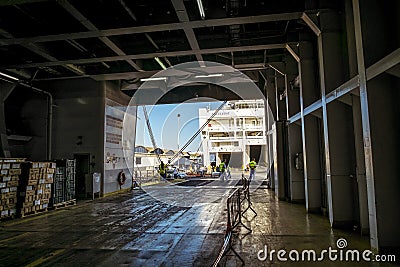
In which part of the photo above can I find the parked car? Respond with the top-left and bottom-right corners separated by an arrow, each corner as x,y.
211,171 -> 220,178
176,172 -> 187,179
166,166 -> 177,179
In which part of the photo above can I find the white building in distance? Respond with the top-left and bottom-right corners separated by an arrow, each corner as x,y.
199,99 -> 268,169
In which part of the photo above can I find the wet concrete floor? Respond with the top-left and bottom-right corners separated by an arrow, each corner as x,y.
0,175 -> 396,267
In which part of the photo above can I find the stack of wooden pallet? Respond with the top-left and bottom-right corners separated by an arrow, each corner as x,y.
18,162 -> 55,217
0,158 -> 24,219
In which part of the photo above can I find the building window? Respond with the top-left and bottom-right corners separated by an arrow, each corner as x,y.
210,153 -> 216,162
135,157 -> 142,165
135,146 -> 148,153
151,148 -> 164,155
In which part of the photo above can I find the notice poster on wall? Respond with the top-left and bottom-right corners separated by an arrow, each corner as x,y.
104,99 -> 136,192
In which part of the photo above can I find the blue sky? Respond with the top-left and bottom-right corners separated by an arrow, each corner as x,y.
135,101 -> 222,152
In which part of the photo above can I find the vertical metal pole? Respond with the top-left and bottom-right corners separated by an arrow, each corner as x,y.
132,105 -> 139,189
298,61 -> 309,210
284,74 -> 289,120
47,94 -> 53,160
284,74 -> 291,198
317,35 -> 333,225
265,82 -> 272,176
92,173 -> 94,200
177,113 -> 180,170
274,71 -> 279,121
352,0 -> 379,252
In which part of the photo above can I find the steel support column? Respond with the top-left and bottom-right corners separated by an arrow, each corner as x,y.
352,0 -> 378,252
317,29 -> 332,224
345,0 -> 369,235
284,58 -> 305,202
299,41 -> 322,212
274,71 -> 280,121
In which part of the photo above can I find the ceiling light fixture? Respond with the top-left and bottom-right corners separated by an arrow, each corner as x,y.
140,77 -> 167,82
195,74 -> 223,78
154,57 -> 167,70
0,71 -> 19,81
196,0 -> 205,19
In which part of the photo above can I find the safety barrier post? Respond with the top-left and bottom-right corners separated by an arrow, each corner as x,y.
232,189 -> 252,233
213,186 -> 256,266
241,176 -> 257,216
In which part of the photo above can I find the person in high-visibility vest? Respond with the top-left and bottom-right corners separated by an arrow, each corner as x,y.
158,161 -> 167,180
248,158 -> 257,181
219,160 -> 227,181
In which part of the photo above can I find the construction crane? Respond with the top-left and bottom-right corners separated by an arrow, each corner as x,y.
142,101 -> 227,171
142,105 -> 161,164
168,101 -> 227,164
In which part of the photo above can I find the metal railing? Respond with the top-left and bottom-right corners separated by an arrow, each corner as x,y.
133,168 -> 160,188
212,179 -> 257,266
212,188 -> 245,267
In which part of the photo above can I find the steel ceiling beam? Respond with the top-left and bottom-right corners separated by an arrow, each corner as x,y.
366,47 -> 400,80
288,47 -> 400,123
171,0 -> 203,62
0,27 -> 85,76
118,0 -> 172,67
90,71 -> 159,81
58,0 -> 143,72
0,12 -> 303,46
34,62 -> 274,81
4,43 -> 286,69
301,13 -> 321,36
385,64 -> 400,78
0,0 -> 49,6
